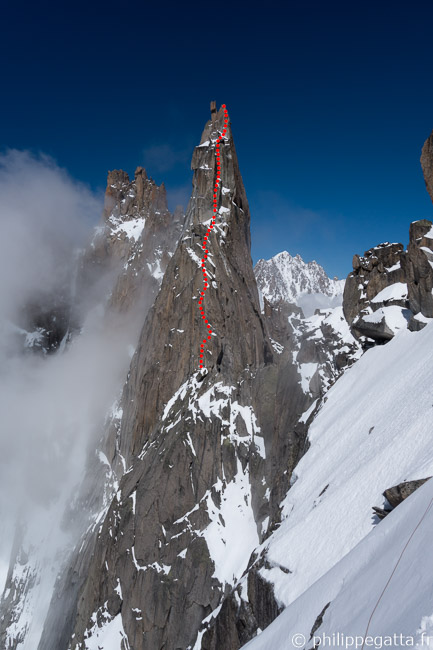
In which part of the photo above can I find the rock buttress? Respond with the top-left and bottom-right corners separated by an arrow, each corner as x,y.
39,106 -> 309,650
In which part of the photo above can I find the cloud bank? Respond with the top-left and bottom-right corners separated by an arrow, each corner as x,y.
0,150 -> 140,637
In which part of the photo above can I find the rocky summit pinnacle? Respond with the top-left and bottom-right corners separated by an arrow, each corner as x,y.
38,104 -> 293,650
115,104 -> 275,465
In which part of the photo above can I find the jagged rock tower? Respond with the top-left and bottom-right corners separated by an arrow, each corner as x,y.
37,104 -> 310,650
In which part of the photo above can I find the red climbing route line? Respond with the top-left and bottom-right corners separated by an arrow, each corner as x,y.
198,104 -> 229,370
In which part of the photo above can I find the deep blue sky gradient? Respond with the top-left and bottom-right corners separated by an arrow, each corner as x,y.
2,0 -> 433,277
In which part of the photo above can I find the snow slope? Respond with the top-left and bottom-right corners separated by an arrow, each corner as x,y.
244,477 -> 433,649
243,321 -> 433,649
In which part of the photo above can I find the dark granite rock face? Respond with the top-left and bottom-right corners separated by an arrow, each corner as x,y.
200,560 -> 283,650
421,129 -> 433,204
37,105 -> 312,650
401,220 -> 433,319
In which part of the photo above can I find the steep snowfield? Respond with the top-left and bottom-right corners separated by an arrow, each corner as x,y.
245,478 -> 433,649
243,321 -> 433,649
84,610 -> 130,650
255,251 -> 344,315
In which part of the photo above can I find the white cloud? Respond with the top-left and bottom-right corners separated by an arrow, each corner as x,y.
0,151 -> 141,616
0,149 -> 101,322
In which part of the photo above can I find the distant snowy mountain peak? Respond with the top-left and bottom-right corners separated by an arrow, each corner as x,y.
254,251 -> 344,316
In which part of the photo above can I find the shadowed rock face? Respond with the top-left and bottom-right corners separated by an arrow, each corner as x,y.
401,220 -> 433,319
421,129 -> 433,204
15,291 -> 72,354
200,559 -> 284,650
116,105 -> 274,469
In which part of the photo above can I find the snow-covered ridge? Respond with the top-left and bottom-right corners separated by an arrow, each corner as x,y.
254,251 -> 344,316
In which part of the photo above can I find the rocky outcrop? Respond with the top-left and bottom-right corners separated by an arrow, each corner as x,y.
373,477 -> 431,519
293,307 -> 362,396
343,242 -> 407,342
309,602 -> 331,642
401,219 -> 433,320
384,477 -> 431,508
421,129 -> 433,204
344,243 -> 405,322
343,219 -> 433,342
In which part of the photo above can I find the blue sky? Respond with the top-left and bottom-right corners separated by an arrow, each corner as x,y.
1,0 -> 433,278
